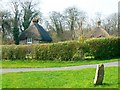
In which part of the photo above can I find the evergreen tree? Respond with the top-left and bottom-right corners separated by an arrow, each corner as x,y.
12,2 -> 19,45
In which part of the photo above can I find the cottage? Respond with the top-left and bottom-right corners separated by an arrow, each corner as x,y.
88,21 -> 109,38
19,19 -> 52,44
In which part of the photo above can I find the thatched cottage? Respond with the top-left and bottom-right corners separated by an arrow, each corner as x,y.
88,21 -> 109,38
19,19 -> 52,44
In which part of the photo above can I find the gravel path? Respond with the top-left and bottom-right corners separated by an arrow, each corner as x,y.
0,62 -> 119,74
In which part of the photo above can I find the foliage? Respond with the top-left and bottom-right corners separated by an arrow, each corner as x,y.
2,37 -> 120,60
12,1 -> 20,45
13,26 -> 19,45
35,41 -> 80,60
85,37 -> 120,59
2,67 -> 119,88
2,45 -> 28,60
2,41 -> 86,60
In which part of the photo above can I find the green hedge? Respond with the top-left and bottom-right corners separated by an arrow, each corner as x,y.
2,41 -> 87,60
2,45 -> 28,60
2,37 -> 120,60
85,37 -> 120,59
34,41 -> 83,60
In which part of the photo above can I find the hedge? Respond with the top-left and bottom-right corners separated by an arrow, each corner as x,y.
1,37 -> 120,60
85,37 -> 120,59
2,41 -> 87,60
2,45 -> 29,60
34,41 -> 85,60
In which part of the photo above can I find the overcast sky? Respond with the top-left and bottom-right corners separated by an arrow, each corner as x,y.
0,0 -> 119,19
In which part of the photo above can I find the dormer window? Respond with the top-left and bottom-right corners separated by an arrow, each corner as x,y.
27,38 -> 32,44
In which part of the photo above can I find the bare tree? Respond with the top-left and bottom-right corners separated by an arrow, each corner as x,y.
49,11 -> 64,40
103,13 -> 118,36
44,20 -> 55,31
64,7 -> 87,39
95,12 -> 102,21
0,10 -> 13,38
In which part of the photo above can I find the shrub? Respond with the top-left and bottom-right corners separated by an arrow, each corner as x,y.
35,44 -> 50,60
72,42 -> 89,60
35,41 -> 80,61
2,40 -> 86,60
2,45 -> 15,59
52,41 -> 79,61
2,45 -> 28,60
15,45 -> 28,59
85,37 -> 120,59
2,37 -> 119,60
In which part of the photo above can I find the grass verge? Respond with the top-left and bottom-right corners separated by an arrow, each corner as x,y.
1,58 -> 119,68
1,66 -> 119,88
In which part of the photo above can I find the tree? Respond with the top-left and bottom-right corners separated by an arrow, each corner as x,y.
44,20 -> 55,31
0,11 -> 12,38
10,0 -> 41,44
64,7 -> 77,31
64,7 -> 87,39
0,10 -> 14,44
11,1 -> 20,45
49,11 -> 64,40
103,13 -> 118,36
20,0 -> 41,31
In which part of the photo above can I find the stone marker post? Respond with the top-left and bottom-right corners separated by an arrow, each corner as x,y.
94,64 -> 104,85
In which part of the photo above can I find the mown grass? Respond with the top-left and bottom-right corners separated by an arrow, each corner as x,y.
2,67 -> 119,88
1,58 -> 119,68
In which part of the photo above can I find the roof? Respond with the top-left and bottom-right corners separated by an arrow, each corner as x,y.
88,21 -> 109,38
88,27 -> 109,38
19,23 -> 52,42
35,23 -> 52,41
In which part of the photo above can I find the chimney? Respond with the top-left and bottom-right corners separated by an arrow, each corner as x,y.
32,17 -> 39,23
29,17 -> 39,26
97,21 -> 101,27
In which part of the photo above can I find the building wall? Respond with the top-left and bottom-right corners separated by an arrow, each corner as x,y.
20,40 -> 27,45
20,40 -> 39,44
33,40 -> 39,44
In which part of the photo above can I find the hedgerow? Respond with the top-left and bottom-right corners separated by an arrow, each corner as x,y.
34,41 -> 81,60
85,37 -> 120,59
2,45 -> 28,60
2,37 -> 120,60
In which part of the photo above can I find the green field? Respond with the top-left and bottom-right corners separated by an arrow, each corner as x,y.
1,58 -> 119,68
2,67 -> 119,88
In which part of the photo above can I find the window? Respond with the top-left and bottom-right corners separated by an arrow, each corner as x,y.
27,38 -> 32,44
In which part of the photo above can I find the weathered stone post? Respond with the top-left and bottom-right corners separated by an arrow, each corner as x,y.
94,64 -> 104,85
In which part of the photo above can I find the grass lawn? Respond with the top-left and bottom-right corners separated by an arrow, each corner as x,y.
1,58 -> 119,68
1,67 -> 119,88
